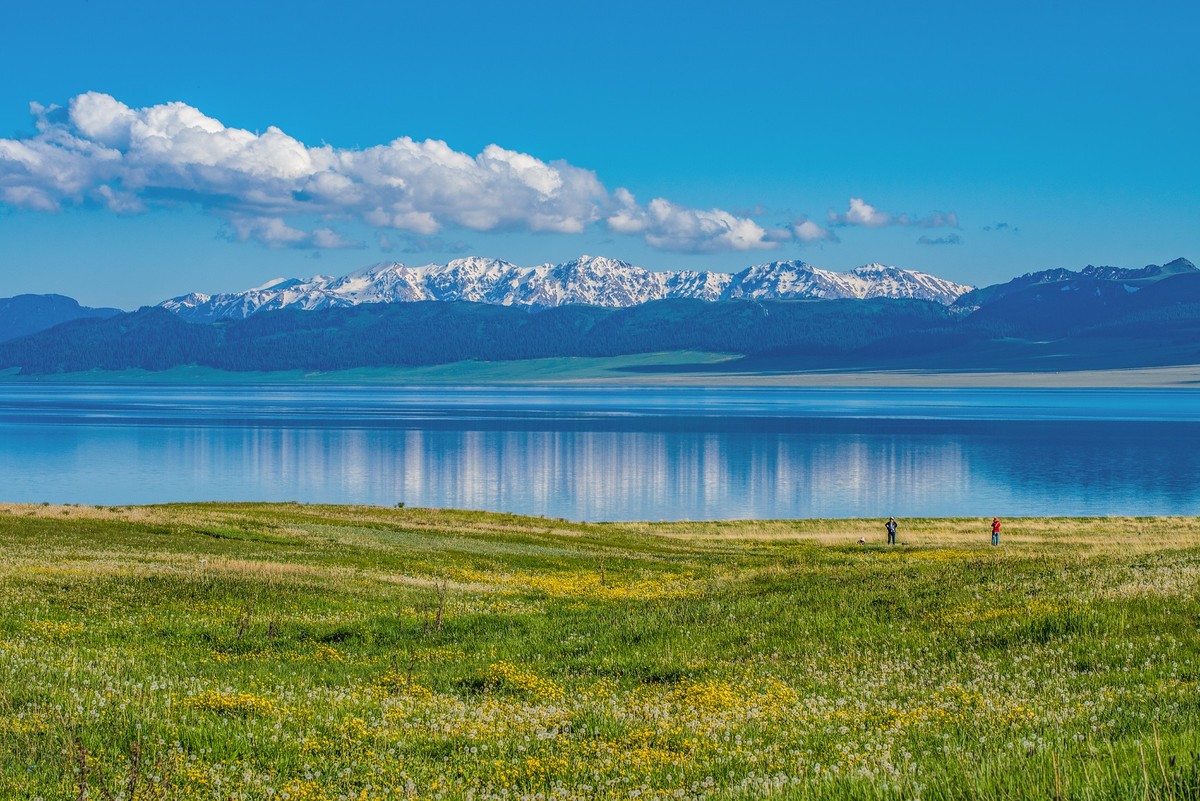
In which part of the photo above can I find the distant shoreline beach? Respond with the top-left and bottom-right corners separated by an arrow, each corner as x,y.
3,355 -> 1199,388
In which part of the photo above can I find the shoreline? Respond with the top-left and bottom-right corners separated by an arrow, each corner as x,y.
3,356 -> 1200,388
6,501 -> 1199,532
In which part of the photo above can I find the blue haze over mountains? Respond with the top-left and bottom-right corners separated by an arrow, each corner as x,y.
0,257 -> 1196,374
0,294 -> 120,343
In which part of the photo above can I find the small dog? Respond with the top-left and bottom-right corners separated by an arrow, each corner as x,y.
857,537 -> 866,545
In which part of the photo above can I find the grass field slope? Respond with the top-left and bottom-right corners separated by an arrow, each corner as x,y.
1,504 -> 1198,799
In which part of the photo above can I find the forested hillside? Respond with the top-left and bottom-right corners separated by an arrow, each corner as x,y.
2,271 -> 1199,375
0,298 -> 956,374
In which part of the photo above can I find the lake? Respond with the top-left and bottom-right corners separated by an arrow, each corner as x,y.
1,384 -> 1198,520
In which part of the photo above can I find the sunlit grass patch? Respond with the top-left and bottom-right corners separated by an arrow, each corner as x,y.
27,619 -> 85,639
458,566 -> 700,602
485,660 -> 565,700
181,689 -> 279,716
0,503 -> 1198,799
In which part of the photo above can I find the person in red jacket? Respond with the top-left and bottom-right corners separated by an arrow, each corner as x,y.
991,517 -> 1001,546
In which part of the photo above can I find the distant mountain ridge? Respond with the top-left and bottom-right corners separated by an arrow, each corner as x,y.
953,257 -> 1197,309
0,294 -> 122,343
4,256 -> 1195,377
160,255 -> 975,321
4,257 -> 1198,375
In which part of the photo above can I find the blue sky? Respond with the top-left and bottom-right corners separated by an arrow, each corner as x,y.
1,0 -> 1196,308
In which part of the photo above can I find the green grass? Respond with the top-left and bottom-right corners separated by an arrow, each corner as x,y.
1,504 -> 1198,799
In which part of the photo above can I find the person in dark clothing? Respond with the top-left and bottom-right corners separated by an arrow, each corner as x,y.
886,517 -> 897,545
991,517 -> 1001,546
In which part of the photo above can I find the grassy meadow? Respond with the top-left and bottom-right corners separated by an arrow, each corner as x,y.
0,504 -> 1198,799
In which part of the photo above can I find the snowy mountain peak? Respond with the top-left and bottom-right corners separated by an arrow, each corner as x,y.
442,256 -> 519,272
249,277 -> 291,292
563,254 -> 633,269
346,262 -> 404,278
851,263 -> 894,275
718,260 -> 968,304
159,255 -> 973,321
844,263 -> 974,303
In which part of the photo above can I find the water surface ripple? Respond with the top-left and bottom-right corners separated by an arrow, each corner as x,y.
2,385 -> 1197,520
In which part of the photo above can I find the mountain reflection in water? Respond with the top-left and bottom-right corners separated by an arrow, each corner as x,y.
0,385 -> 1197,519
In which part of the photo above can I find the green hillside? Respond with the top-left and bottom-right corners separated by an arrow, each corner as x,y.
1,504 -> 1198,799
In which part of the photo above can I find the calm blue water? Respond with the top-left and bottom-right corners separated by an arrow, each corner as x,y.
1,384 -> 1198,520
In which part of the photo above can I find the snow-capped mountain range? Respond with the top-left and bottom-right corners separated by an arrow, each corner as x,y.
160,256 -> 973,321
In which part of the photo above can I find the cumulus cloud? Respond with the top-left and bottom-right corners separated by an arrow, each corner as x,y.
983,221 -> 1019,233
223,216 -> 363,250
829,197 -> 959,230
606,190 -> 780,253
829,197 -> 892,227
916,233 -> 962,246
0,92 -> 781,254
790,216 -> 838,243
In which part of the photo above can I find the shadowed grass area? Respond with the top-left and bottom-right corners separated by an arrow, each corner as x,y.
1,503 -> 1198,799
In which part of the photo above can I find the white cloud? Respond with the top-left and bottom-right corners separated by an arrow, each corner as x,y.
830,197 -> 892,227
227,217 -> 309,247
605,192 -> 777,253
829,197 -> 959,230
2,93 -> 966,256
0,184 -> 59,212
791,217 -> 837,243
310,227 -> 361,250
0,92 -> 789,254
226,216 -> 362,250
